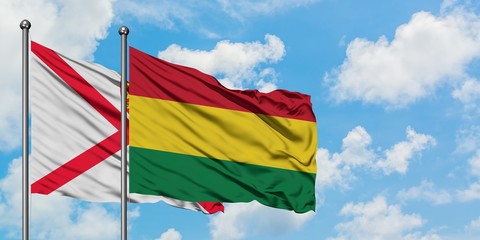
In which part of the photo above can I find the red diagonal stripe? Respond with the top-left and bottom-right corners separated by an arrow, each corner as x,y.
31,41 -> 120,130
32,132 -> 120,194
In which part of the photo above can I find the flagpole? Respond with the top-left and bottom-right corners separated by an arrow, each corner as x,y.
119,25 -> 129,240
20,19 -> 31,240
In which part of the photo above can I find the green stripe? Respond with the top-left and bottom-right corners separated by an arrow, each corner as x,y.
130,146 -> 316,213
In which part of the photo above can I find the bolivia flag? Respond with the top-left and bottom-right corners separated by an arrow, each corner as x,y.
129,47 -> 317,213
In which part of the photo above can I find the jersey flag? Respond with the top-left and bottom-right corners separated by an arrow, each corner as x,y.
30,41 -> 223,214
129,47 -> 318,213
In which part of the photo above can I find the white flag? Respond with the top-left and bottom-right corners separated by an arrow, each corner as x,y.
30,41 -> 223,214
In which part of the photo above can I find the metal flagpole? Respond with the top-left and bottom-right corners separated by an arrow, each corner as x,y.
119,25 -> 129,240
20,19 -> 31,240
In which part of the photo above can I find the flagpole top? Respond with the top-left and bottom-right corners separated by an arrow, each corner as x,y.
118,26 -> 129,36
19,20 -> 31,30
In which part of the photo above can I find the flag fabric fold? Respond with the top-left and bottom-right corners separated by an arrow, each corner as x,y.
30,41 -> 223,214
128,47 -> 317,213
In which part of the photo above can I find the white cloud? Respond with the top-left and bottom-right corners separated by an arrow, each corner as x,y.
440,0 -> 459,13
339,126 -> 376,167
397,180 -> 452,205
403,232 -> 442,240
465,217 -> 480,233
0,158 -> 119,239
315,126 -> 375,190
375,127 -> 436,175
158,34 -> 285,91
209,202 -> 314,240
126,206 -> 141,232
317,126 -> 435,190
328,196 -> 429,240
115,1 -> 319,38
39,203 -> 119,240
326,8 -> 480,108
128,206 -> 141,219
438,216 -> 480,240
456,148 -> 480,202
155,228 -> 182,240
0,158 -> 23,233
0,0 -> 115,151
455,125 -> 480,154
468,150 -> 480,177
115,0 -> 194,29
452,78 -> 480,111
315,148 -> 354,190
217,0 -> 319,21
457,182 -> 480,202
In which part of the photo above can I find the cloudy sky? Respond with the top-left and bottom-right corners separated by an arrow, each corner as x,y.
1,0 -> 480,239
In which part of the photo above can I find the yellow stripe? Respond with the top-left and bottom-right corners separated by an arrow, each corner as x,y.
130,95 -> 317,174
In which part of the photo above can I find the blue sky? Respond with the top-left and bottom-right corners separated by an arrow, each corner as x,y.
1,0 -> 480,239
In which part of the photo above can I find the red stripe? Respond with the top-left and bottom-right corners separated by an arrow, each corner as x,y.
199,202 -> 224,214
31,41 -> 121,130
31,132 -> 120,194
129,47 -> 316,122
